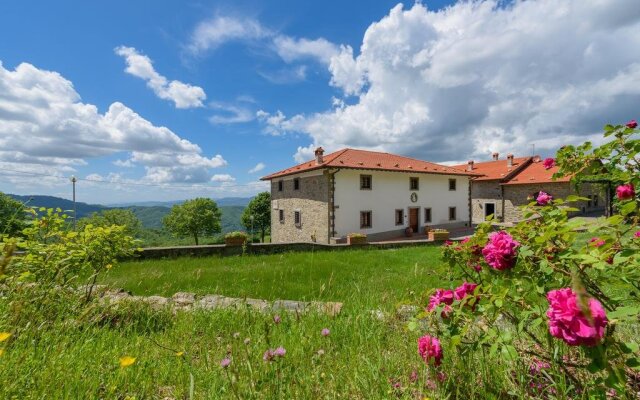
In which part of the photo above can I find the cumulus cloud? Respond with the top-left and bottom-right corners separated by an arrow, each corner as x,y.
210,174 -> 236,183
257,1 -> 640,163
272,36 -> 339,64
209,101 -> 255,124
248,162 -> 265,174
0,61 -> 226,183
115,46 -> 206,108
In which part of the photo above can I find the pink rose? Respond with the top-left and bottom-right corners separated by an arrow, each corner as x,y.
627,119 -> 638,129
454,282 -> 478,300
482,231 -> 520,270
542,158 -> 555,170
616,184 -> 635,201
427,289 -> 454,317
589,237 -> 606,247
460,237 -> 470,244
536,191 -> 553,206
634,231 -> 640,238
417,335 -> 443,366
546,288 -> 607,346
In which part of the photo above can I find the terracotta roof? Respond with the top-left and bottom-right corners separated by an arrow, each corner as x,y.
502,158 -> 571,185
261,148 -> 480,180
453,157 -> 531,181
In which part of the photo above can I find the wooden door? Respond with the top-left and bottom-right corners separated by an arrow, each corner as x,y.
409,208 -> 419,232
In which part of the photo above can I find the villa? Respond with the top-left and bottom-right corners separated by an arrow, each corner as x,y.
455,153 -> 605,224
261,147 -> 478,244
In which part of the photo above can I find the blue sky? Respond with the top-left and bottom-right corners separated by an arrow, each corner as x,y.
1,0 -> 639,204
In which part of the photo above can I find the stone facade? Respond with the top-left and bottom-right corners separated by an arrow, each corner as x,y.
502,182 -> 604,222
470,180 -> 504,223
270,172 -> 330,244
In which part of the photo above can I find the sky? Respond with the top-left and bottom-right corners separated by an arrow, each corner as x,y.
1,0 -> 639,204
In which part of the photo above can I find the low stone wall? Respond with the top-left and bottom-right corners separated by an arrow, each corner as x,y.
134,239 -> 443,260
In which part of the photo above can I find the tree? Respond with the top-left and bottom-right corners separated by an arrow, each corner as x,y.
163,198 -> 222,245
0,192 -> 26,237
78,209 -> 142,236
241,192 -> 271,242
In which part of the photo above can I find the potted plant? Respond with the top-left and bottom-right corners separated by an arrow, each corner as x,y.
404,227 -> 414,237
428,228 -> 449,241
225,231 -> 249,246
347,233 -> 367,245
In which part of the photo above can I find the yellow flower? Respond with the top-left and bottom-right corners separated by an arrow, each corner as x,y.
0,333 -> 10,342
175,351 -> 184,357
119,356 -> 136,368
106,264 -> 113,270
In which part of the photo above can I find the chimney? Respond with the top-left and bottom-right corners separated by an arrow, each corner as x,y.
532,155 -> 541,162
492,152 -> 499,161
507,153 -> 514,167
314,147 -> 325,165
467,160 -> 474,171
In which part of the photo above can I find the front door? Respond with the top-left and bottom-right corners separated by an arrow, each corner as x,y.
409,208 -> 419,232
485,203 -> 496,219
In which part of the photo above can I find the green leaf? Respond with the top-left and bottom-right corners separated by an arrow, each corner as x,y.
608,306 -> 640,320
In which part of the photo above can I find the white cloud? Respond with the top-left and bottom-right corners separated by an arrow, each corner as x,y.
256,1 -> 640,163
113,159 -> 134,168
272,36 -> 339,64
248,162 -> 265,174
257,66 -> 307,84
0,61 -> 226,183
188,15 -> 271,55
115,46 -> 206,108
210,174 -> 236,183
187,15 -> 338,67
209,102 -> 254,124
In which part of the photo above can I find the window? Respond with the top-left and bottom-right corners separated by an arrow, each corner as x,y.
278,180 -> 283,192
293,178 -> 300,190
360,211 -> 372,229
395,209 -> 404,225
449,207 -> 457,221
294,210 -> 301,227
410,177 -> 419,190
279,209 -> 284,223
360,175 -> 372,190
448,179 -> 457,191
424,207 -> 432,223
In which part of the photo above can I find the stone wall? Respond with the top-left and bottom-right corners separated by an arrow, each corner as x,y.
270,172 -> 330,243
503,182 -> 604,222
470,180 -> 503,223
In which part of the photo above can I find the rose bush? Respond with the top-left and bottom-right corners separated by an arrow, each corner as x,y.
413,121 -> 640,396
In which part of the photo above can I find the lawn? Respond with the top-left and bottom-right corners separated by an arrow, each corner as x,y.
102,245 -> 450,311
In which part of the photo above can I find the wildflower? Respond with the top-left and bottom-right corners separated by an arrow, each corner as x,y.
627,119 -> 638,129
321,328 -> 330,337
220,358 -> 231,368
273,314 -> 281,324
233,332 -> 240,339
542,158 -> 555,169
589,237 -> 606,247
409,369 -> 418,383
635,231 -> 640,238
453,282 -> 478,300
616,183 -> 635,201
317,349 -> 325,356
546,288 -> 607,346
263,349 -> 275,362
119,356 -> 136,368
244,338 -> 251,345
175,351 -> 184,357
529,359 -> 550,375
0,332 -> 10,342
417,335 -> 443,366
274,347 -> 286,357
482,231 -> 520,270
536,191 -> 553,206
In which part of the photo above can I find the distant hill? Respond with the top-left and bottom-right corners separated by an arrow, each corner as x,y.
8,194 -> 108,219
7,194 -> 247,233
109,197 -> 252,208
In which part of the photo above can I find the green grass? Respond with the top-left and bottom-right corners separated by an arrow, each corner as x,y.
102,245 -> 450,311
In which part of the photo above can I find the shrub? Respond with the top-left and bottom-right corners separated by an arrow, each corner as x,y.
225,231 -> 249,240
413,121 -> 640,397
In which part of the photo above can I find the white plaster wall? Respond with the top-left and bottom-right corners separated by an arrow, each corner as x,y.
333,169 -> 470,237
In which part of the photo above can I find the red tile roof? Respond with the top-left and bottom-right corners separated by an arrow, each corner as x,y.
261,148 -> 480,180
502,158 -> 571,185
453,157 -> 531,181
